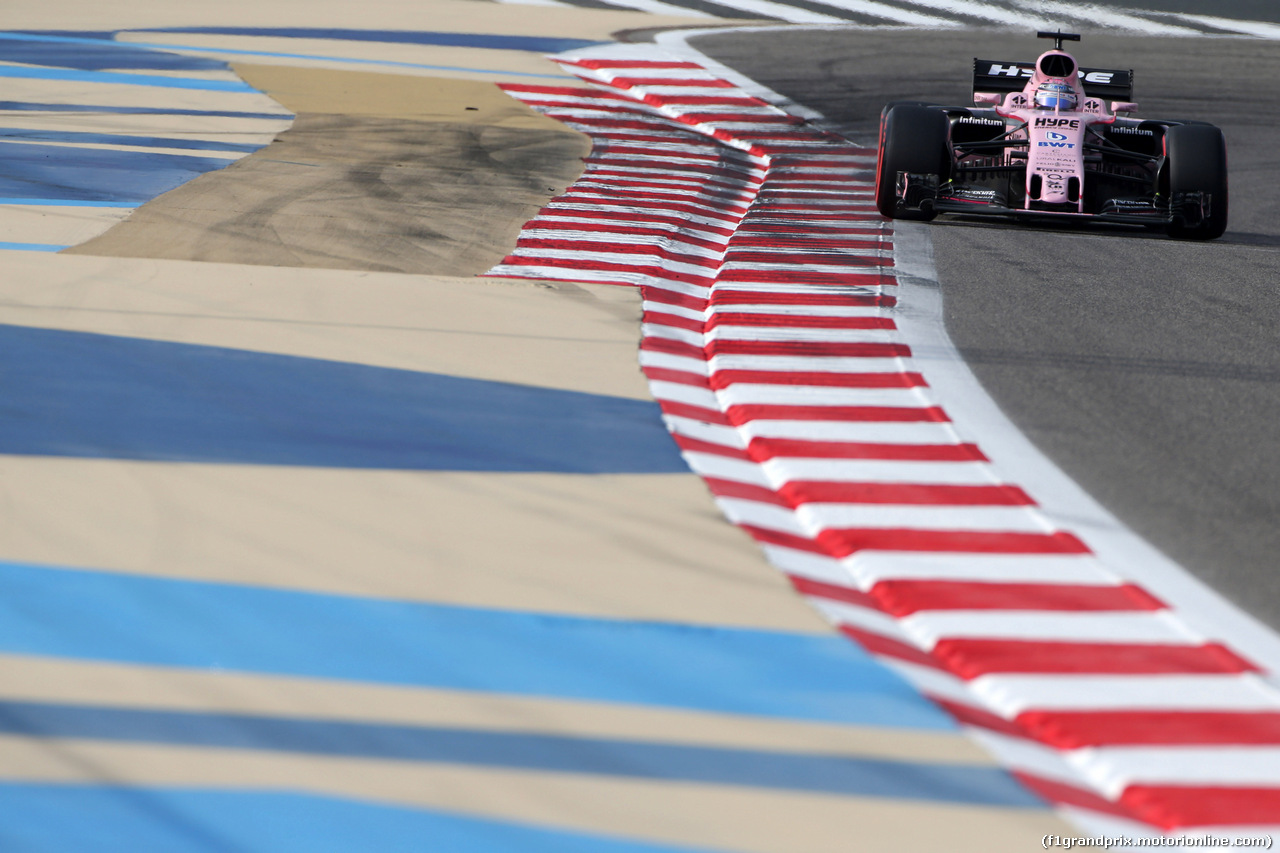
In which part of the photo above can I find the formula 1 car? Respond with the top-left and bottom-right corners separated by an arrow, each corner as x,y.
874,31 -> 1228,240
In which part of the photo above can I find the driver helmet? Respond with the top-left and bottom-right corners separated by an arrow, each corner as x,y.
1035,81 -> 1077,110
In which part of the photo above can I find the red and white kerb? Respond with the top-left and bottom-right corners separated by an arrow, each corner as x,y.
487,48 -> 1280,842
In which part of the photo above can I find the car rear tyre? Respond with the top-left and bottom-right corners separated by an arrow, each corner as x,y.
875,105 -> 950,221
1165,124 -> 1228,240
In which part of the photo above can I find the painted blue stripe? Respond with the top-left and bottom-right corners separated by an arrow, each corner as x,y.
0,701 -> 1036,806
0,127 -> 262,153
0,198 -> 140,207
0,64 -> 255,91
0,143 -> 239,204
0,31 -> 226,71
0,785 -> 716,853
0,101 -> 291,120
0,324 -> 687,472
64,40 -> 577,80
0,561 -> 955,729
138,26 -> 605,54
0,241 -> 67,252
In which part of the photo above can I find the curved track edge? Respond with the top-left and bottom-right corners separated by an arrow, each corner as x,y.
485,35 -> 1280,844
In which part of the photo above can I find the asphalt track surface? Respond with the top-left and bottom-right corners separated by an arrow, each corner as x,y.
693,26 -> 1280,631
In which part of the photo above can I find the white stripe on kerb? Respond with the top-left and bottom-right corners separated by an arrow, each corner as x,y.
970,674 -> 1280,716
902,611 -> 1193,648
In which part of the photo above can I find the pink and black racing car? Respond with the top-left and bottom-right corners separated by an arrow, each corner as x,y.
875,31 -> 1228,240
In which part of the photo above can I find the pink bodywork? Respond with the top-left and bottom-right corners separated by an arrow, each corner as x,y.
975,49 -> 1136,212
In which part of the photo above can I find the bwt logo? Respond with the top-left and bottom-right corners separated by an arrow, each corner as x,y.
1046,132 -> 1068,141
1035,117 -> 1080,129
1039,141 -> 1075,149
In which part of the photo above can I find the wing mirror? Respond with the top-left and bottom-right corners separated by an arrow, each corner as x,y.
1111,101 -> 1138,114
974,92 -> 1002,106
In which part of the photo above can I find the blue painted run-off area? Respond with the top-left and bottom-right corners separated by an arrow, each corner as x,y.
0,142 -> 251,204
0,702 -> 1032,805
0,786 -> 719,853
0,324 -> 685,473
0,560 -> 955,729
0,29 -> 283,206
0,31 -> 227,71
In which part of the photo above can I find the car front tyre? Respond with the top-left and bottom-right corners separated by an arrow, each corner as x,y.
1165,124 -> 1228,240
875,104 -> 950,221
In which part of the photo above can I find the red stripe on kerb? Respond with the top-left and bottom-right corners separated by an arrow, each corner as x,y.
815,528 -> 1091,559
730,238 -> 887,251
679,111 -> 804,123
562,59 -> 704,69
585,159 -> 765,180
709,291 -> 895,307
526,246 -> 716,270
701,313 -> 898,331
671,434 -> 750,460
645,312 -> 707,333
1013,772 -> 1140,819
575,180 -> 750,202
641,290 -> 708,311
738,524 -> 838,553
746,208 -> 882,220
765,172 -> 868,183
933,639 -> 1259,678
658,399 -> 945,424
704,479 -> 1033,509
638,338 -> 711,360
608,77 -> 738,88
716,269 -> 895,286
657,400 -> 731,425
535,101 -> 661,115
558,190 -> 747,216
585,132 -> 734,148
655,95 -> 773,106
724,404 -> 948,423
750,438 -> 988,462
747,219 -> 885,229
669,434 -> 987,464
1121,785 -> 1280,830
529,222 -> 728,253
722,252 -> 884,267
704,477 -> 791,507
784,482 -> 1036,506
737,525 -> 1089,559
871,580 -> 1164,616
840,625 -> 948,670
514,257 -> 713,286
588,145 -> 737,163
540,209 -> 736,237
788,575 -> 875,606
1018,709 -> 1280,748
691,340 -> 912,358
499,83 -> 629,99
642,367 -> 709,389
930,696 -> 1033,739
706,370 -> 925,389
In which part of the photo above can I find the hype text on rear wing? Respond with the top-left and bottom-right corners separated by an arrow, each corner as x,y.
972,60 -> 1134,101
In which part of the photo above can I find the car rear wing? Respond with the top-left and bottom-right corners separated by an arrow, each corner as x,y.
973,59 -> 1134,100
